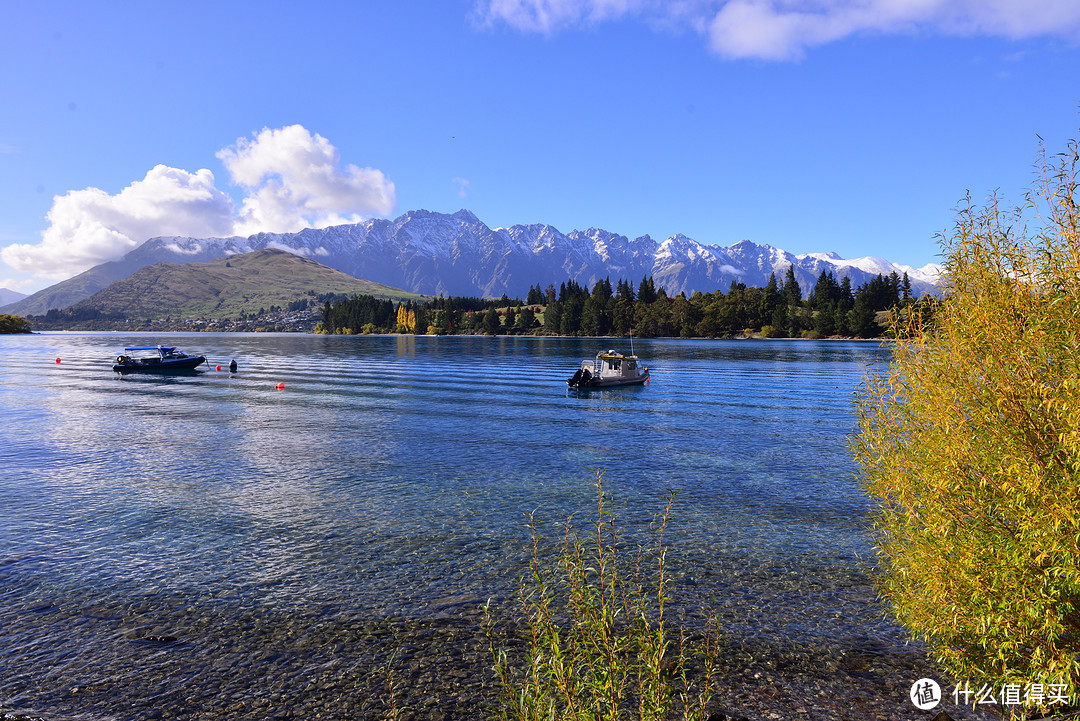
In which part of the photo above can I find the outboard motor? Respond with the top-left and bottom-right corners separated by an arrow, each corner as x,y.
569,368 -> 583,386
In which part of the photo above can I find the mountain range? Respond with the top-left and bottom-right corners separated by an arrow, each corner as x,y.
1,209 -> 940,316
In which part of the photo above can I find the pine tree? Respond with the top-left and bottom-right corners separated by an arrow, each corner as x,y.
612,297 -> 634,335
592,278 -> 612,303
483,307 -> 502,335
560,294 -> 583,335
544,301 -> 562,334
838,276 -> 853,307
581,297 -> 600,336
810,270 -> 839,310
516,306 -> 536,331
760,273 -> 781,329
769,305 -> 787,334
813,300 -> 836,336
848,293 -> 877,337
784,264 -> 801,307
637,276 -> 657,305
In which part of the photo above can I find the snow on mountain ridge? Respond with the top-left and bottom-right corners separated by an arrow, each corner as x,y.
838,256 -> 899,276
3,209 -> 943,316
902,263 -> 943,284
140,211 -> 941,299
798,251 -> 844,262
817,254 -> 943,285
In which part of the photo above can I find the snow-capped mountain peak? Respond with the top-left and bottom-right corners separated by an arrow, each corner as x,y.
798,251 -> 844,262
3,209 -> 942,316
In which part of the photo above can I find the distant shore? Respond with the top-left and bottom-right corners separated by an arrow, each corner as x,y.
21,323 -> 891,342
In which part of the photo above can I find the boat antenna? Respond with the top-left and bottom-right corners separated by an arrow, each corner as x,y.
629,327 -> 635,357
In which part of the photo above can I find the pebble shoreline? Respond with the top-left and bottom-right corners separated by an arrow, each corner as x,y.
359,616 -> 1000,721
0,609 -> 1003,721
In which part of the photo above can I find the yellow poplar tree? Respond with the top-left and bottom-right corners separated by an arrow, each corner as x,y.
854,135 -> 1080,710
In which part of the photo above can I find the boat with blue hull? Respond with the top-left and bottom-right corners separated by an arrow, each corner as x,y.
112,346 -> 208,373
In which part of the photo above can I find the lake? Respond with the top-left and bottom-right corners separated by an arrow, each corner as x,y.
0,332 -> 948,719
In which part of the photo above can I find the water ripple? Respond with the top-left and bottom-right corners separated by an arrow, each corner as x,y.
0,332 -> 894,720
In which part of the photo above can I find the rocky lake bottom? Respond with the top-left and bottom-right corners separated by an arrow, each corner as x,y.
0,334 -> 999,720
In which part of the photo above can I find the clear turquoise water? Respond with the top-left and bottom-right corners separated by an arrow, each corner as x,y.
0,332 -> 900,719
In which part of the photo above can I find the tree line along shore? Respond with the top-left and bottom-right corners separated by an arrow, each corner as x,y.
318,267 -> 918,339
6,267 -> 918,336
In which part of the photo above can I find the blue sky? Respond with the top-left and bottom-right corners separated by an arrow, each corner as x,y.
2,1 -> 1079,294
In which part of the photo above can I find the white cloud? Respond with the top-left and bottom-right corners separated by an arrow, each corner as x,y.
0,277 -> 37,293
1,125 -> 396,283
475,0 -> 649,32
704,0 -> 1080,60
218,125 -> 396,236
265,240 -> 314,257
452,177 -> 471,198
474,0 -> 1080,59
1,165 -> 235,280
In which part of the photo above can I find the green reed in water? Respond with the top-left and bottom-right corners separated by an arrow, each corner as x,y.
483,471 -> 720,721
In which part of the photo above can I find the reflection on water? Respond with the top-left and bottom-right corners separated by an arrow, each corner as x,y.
0,332 -> 897,720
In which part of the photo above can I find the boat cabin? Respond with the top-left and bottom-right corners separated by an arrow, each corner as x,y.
582,350 -> 641,379
117,346 -> 185,365
568,350 -> 648,388
113,345 -> 207,373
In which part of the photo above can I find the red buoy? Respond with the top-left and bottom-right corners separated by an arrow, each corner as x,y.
275,382 -> 285,390
216,365 -> 222,371
55,357 -> 61,364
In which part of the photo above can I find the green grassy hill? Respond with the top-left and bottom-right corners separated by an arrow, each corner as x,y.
70,249 -> 423,320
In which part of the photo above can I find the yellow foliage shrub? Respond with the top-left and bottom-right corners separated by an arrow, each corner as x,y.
854,136 -> 1080,713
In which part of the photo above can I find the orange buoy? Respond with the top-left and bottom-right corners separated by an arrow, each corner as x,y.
216,365 -> 222,371
55,357 -> 61,364
275,382 -> 285,390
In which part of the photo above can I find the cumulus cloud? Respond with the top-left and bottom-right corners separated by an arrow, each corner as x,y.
474,0 -> 1080,59
1,165 -> 235,280
1,125 -> 396,282
218,125 -> 396,236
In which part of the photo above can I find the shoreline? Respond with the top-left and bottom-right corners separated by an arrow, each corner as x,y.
21,327 -> 891,342
0,612 -> 995,721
